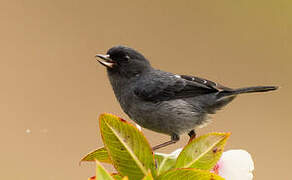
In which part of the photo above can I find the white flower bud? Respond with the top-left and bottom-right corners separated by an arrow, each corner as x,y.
215,150 -> 254,180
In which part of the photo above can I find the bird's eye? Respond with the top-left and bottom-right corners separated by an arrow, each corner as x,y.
108,53 -> 129,62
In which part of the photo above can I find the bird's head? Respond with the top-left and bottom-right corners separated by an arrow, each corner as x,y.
96,46 -> 151,78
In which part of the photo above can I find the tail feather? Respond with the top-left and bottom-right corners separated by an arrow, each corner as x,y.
232,86 -> 278,94
218,86 -> 278,99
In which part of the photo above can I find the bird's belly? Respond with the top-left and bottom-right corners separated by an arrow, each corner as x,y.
124,99 -> 208,136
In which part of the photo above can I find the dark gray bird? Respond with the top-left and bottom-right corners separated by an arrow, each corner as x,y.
96,45 -> 277,150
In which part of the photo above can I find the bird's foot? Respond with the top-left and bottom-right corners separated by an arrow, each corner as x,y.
188,130 -> 196,143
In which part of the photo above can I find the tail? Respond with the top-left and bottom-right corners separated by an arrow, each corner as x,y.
218,86 -> 278,99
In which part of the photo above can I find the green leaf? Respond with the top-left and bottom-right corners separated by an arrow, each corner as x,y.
175,132 -> 230,170
99,113 -> 156,180
111,174 -> 123,180
155,154 -> 176,175
82,147 -> 179,176
142,171 -> 154,180
95,160 -> 115,180
81,146 -> 178,175
157,168 -> 224,180
80,147 -> 111,164
154,149 -> 182,175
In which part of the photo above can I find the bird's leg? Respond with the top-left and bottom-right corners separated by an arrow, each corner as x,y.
188,130 -> 196,143
152,134 -> 180,151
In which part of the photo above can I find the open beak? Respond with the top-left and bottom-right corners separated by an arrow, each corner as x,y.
95,54 -> 115,68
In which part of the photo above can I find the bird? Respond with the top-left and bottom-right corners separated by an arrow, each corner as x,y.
96,45 -> 277,150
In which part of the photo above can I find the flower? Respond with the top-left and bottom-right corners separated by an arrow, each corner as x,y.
214,149 -> 254,180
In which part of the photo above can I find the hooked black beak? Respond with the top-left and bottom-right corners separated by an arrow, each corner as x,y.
95,54 -> 115,68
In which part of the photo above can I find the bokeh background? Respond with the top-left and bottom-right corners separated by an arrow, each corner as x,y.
1,0 -> 291,179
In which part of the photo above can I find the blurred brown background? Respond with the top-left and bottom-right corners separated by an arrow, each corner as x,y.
0,0 -> 291,179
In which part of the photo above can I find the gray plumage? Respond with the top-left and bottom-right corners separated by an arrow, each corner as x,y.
96,45 -> 277,149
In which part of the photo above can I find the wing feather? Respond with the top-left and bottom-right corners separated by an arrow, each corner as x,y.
134,71 -> 225,102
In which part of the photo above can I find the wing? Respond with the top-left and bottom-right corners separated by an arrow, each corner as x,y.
180,75 -> 233,92
134,71 -> 231,102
